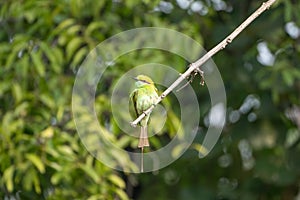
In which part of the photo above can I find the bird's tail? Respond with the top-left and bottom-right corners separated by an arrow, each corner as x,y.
138,126 -> 149,148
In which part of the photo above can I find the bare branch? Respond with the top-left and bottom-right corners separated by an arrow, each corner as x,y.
130,0 -> 277,127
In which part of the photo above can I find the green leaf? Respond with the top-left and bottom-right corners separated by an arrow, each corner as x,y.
292,68 -> 300,79
66,24 -> 81,35
52,47 -> 64,68
48,162 -> 62,171
30,50 -> 45,77
19,54 -> 30,79
26,153 -> 45,174
71,47 -> 88,69
23,168 -> 35,191
2,111 -> 14,136
85,21 -> 105,37
33,172 -> 41,193
40,93 -> 55,109
51,172 -> 64,185
79,164 -> 100,183
58,34 -> 68,46
56,105 -> 65,122
39,42 -> 60,73
284,0 -> 293,21
57,145 -> 74,156
87,194 -> 105,200
5,39 -> 26,69
55,18 -> 76,33
66,37 -> 84,61
115,189 -> 129,200
116,136 -> 131,148
24,11 -> 36,23
0,81 -> 11,97
5,50 -> 17,69
12,82 -> 22,104
3,166 -> 15,192
0,42 -> 10,54
282,70 -> 294,86
191,143 -> 209,157
14,102 -> 29,116
41,127 -> 54,138
108,174 -> 125,189
171,143 -> 186,158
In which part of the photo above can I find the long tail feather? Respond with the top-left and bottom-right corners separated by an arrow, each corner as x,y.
138,126 -> 149,148
141,147 -> 144,172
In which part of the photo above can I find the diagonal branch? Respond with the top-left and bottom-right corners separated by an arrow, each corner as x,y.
130,0 -> 277,127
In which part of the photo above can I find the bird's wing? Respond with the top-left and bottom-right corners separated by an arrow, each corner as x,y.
129,89 -> 138,120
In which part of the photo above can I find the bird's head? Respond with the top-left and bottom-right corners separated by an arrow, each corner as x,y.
133,75 -> 154,87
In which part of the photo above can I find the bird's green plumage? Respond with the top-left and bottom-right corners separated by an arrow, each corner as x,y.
129,75 -> 158,148
129,85 -> 158,126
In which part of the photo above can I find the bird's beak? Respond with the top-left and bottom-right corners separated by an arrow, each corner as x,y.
131,77 -> 138,81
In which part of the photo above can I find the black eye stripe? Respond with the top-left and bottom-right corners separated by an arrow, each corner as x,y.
141,80 -> 150,84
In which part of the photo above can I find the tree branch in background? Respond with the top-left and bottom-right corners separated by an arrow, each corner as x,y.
130,0 -> 277,127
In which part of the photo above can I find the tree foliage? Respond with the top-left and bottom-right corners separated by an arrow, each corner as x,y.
0,0 -> 300,199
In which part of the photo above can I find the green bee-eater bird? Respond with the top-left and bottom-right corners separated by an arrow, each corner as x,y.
129,75 -> 159,149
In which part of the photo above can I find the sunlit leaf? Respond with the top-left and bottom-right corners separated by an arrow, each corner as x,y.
14,102 -> 29,116
115,188 -> 129,200
57,145 -> 74,156
108,174 -> 126,189
12,82 -> 22,104
3,166 -> 14,192
66,25 -> 82,35
85,21 -> 105,37
55,18 -> 76,32
51,172 -> 64,185
26,154 -> 45,174
191,143 -> 208,156
33,172 -> 41,193
71,46 -> 88,69
171,143 -> 186,158
41,127 -> 54,138
40,93 -> 55,109
66,37 -> 84,61
87,194 -> 105,200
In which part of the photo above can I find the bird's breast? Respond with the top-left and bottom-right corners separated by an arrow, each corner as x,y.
136,89 -> 158,112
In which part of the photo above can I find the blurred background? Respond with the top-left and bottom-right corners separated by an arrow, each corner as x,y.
1,0 -> 300,199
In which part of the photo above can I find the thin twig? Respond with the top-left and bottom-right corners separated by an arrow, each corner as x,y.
130,0 -> 277,127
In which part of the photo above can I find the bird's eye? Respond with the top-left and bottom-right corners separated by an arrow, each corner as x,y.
141,80 -> 150,84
